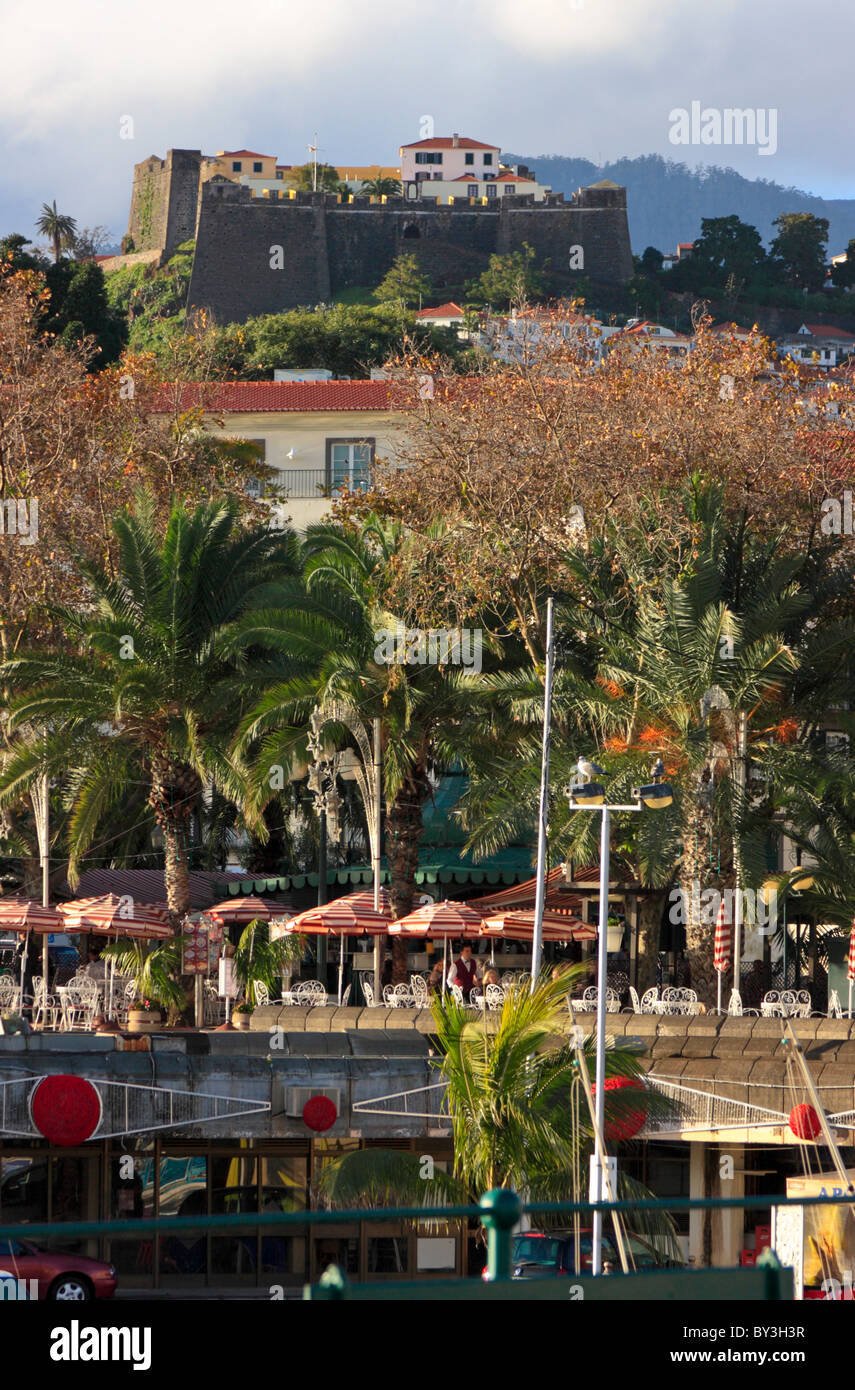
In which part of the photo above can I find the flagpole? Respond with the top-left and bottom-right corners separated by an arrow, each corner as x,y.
531,597 -> 555,991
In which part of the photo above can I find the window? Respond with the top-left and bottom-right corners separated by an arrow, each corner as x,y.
483,153 -> 493,165
486,184 -> 498,198
467,184 -> 478,197
326,439 -> 374,492
232,161 -> 242,172
504,185 -> 515,194
465,153 -> 474,165
253,162 -> 262,173
415,152 -> 442,165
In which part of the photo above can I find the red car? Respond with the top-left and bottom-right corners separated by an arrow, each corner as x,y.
0,1237 -> 116,1301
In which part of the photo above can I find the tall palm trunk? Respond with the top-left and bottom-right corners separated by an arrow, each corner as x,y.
636,892 -> 664,991
149,757 -> 200,921
385,768 -> 428,982
680,778 -> 735,1007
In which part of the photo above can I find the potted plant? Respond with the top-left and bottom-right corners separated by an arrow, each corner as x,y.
102,938 -> 185,1032
606,914 -> 624,953
232,918 -> 306,1022
127,996 -> 161,1034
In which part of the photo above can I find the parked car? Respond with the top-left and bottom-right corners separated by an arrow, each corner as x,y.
508,1228 -> 684,1278
0,1237 -> 116,1300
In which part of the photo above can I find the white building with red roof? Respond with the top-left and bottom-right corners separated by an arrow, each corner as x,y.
414,301 -> 466,329
399,133 -> 501,186
182,380 -> 405,531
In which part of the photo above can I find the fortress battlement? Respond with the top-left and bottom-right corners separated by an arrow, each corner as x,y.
125,150 -> 633,325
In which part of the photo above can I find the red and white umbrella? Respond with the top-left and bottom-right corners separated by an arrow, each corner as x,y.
208,895 -> 275,926
388,899 -> 484,938
58,895 -> 172,1021
0,899 -> 65,1001
58,895 -> 172,939
847,918 -> 855,1018
713,897 -> 731,1014
277,891 -> 393,1004
388,900 -> 485,996
480,910 -> 595,942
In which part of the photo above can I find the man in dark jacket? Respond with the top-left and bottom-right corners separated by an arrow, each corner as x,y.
450,944 -> 478,1001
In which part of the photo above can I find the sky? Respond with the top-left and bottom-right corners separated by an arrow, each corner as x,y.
1,0 -> 852,245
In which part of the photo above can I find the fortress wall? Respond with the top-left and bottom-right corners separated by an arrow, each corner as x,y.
326,204 -> 500,293
498,202 -> 634,283
163,150 -> 203,254
187,187 -> 330,322
127,156 -> 173,253
127,149 -> 201,255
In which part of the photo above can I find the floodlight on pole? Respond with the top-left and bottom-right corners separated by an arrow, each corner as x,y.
564,756 -> 673,1279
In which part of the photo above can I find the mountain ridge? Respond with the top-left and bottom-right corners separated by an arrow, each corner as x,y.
506,153 -> 855,258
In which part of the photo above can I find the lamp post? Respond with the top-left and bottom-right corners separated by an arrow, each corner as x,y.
565,758 -> 673,1276
308,703 -> 383,999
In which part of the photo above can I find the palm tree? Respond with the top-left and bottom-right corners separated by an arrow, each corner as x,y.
0,496 -> 302,918
101,937 -> 186,1018
35,201 -> 77,263
233,917 -> 305,1007
360,177 -> 402,198
316,969 -> 680,1259
456,483 -> 855,1000
237,516 -> 495,975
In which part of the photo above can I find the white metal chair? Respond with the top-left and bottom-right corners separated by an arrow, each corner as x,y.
361,977 -> 376,1007
340,983 -> 352,1007
828,990 -> 843,1019
485,983 -> 505,1011
410,974 -> 429,1009
252,981 -> 272,1007
657,987 -> 702,1016
640,987 -> 660,1014
760,990 -> 782,1017
30,976 -> 61,1030
295,979 -> 327,1005
449,983 -> 465,1006
388,983 -> 415,1009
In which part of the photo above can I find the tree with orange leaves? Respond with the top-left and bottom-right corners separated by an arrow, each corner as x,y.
357,307 -> 855,671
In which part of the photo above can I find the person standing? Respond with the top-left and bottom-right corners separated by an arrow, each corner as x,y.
449,943 -> 478,1001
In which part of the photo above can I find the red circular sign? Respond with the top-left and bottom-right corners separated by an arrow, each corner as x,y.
302,1095 -> 337,1132
30,1075 -> 102,1146
789,1103 -> 821,1141
603,1076 -> 647,1141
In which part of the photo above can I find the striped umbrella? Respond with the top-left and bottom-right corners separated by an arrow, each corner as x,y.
58,895 -> 172,939
481,909 -> 595,943
848,918 -> 855,1018
388,900 -> 485,998
58,895 -> 172,1021
713,897 -> 731,1015
388,899 -> 484,938
0,899 -> 65,1003
208,895 -> 275,925
278,891 -> 393,1005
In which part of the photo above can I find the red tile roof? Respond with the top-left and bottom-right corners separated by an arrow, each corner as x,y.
415,302 -> 465,319
155,380 -> 391,414
801,323 -> 855,340
219,149 -> 275,159
400,136 -> 499,150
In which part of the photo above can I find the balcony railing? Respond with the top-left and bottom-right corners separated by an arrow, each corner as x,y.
274,468 -> 372,499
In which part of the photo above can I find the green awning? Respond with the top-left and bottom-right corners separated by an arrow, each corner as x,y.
214,845 -> 536,897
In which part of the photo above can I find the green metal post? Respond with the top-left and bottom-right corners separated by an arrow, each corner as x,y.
480,1189 -> 522,1281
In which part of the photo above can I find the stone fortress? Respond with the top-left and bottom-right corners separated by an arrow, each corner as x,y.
124,142 -> 634,325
